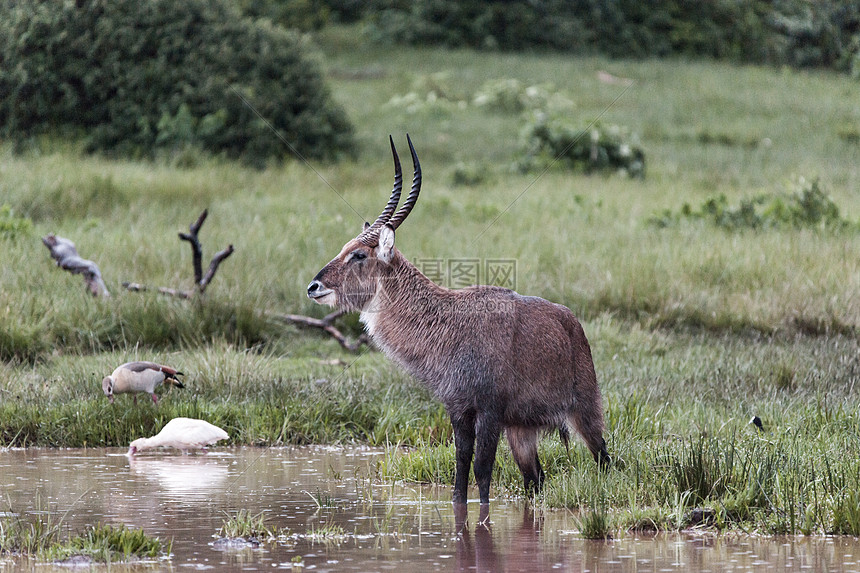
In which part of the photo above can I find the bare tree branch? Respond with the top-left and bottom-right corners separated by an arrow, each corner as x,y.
126,209 -> 233,297
199,244 -> 235,293
42,234 -> 110,297
123,210 -> 365,351
122,282 -> 192,299
273,309 -> 369,352
178,209 -> 207,285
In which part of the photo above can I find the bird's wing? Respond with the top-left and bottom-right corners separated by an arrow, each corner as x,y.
123,361 -> 163,373
183,421 -> 229,445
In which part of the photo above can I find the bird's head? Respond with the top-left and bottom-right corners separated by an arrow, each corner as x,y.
127,438 -> 146,456
102,376 -> 114,403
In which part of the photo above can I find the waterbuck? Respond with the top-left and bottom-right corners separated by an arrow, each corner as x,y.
307,136 -> 610,504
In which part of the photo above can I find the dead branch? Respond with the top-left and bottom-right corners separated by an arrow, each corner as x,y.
179,209 -> 208,285
122,282 -> 192,299
200,245 -> 235,291
122,210 -> 366,351
125,209 -> 233,297
42,234 -> 110,297
274,309 -> 370,352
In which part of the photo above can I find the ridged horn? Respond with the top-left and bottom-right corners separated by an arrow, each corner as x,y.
358,135 -> 403,245
387,134 -> 421,230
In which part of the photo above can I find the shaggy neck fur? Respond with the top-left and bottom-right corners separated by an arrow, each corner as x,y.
360,249 -> 516,402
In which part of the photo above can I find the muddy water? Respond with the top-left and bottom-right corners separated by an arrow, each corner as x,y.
2,447 -> 860,572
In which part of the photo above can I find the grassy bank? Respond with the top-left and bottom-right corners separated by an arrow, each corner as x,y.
0,516 -> 168,564
1,25 -> 859,534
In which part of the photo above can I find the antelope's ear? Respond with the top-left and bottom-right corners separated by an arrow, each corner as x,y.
377,224 -> 395,263
363,221 -> 371,231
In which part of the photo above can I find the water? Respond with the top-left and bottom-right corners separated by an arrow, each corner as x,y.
1,447 -> 859,572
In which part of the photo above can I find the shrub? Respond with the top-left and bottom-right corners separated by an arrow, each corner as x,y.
238,0 -> 330,31
363,0 -> 860,73
0,0 -> 354,166
473,79 -> 573,115
450,162 -> 489,187
516,113 -> 645,178
0,205 -> 33,241
649,178 -> 855,231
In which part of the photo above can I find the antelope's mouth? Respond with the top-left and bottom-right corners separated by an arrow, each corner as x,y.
307,279 -> 335,304
308,289 -> 335,306
308,290 -> 333,301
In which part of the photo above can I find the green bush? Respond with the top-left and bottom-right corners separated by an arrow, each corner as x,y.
0,205 -> 33,241
650,178 -> 855,231
363,0 -> 860,72
473,79 -> 573,115
0,0 -> 354,165
517,114 -> 645,178
237,0 -> 369,29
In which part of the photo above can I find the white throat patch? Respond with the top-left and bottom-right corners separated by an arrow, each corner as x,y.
358,281 -> 385,336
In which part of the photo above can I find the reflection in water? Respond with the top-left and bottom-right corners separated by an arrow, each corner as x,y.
455,503 -> 498,572
128,454 -> 230,500
2,447 -> 860,573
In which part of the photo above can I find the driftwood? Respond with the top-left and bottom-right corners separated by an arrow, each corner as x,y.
122,209 -> 234,298
274,308 -> 370,352
42,234 -> 110,297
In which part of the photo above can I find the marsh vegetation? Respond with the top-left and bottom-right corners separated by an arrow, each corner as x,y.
1,24 -> 859,537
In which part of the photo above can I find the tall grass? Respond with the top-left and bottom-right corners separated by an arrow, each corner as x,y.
378,318 -> 860,534
1,32 -> 858,362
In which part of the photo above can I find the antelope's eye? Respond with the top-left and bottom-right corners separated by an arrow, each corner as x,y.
350,250 -> 367,262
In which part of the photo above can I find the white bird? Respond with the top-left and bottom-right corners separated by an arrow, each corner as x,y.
102,361 -> 184,404
127,417 -> 229,455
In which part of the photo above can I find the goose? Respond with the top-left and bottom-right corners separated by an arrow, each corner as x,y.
127,417 -> 229,455
102,361 -> 184,404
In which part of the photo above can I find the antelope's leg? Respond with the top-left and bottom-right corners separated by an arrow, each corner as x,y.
451,411 -> 476,504
473,411 -> 502,504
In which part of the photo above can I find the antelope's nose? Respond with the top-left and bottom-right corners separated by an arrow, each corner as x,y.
307,280 -> 323,298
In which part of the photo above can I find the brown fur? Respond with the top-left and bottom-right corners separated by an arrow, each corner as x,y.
308,140 -> 609,504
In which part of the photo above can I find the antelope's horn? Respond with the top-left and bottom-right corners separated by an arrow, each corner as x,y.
387,134 -> 421,230
359,135 -> 403,245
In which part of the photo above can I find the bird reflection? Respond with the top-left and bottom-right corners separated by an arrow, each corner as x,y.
128,454 -> 229,500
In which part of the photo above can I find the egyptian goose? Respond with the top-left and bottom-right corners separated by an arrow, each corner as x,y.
127,417 -> 229,455
102,361 -> 184,404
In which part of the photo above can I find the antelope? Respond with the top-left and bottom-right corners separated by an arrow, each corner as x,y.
307,135 -> 610,504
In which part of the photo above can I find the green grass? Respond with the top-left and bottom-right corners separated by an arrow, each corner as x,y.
219,510 -> 283,540
0,344 -> 450,447
0,515 -> 168,563
47,523 -> 168,563
0,509 -> 64,557
378,320 -> 860,535
1,24 -> 859,535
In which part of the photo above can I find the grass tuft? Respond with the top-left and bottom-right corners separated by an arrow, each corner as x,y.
0,514 -> 167,563
220,510 -> 283,540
